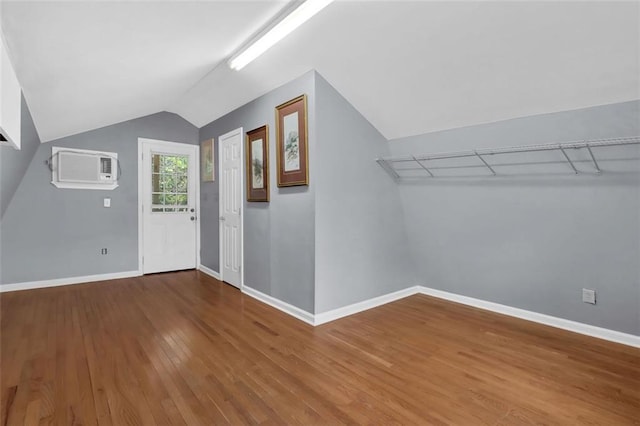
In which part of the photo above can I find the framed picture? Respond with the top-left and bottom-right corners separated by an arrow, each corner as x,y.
275,94 -> 308,187
246,125 -> 269,202
201,139 -> 215,182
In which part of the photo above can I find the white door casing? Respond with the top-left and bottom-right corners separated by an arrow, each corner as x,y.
139,138 -> 199,274
218,128 -> 243,288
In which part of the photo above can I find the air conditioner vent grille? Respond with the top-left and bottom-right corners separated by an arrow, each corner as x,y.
101,157 -> 112,174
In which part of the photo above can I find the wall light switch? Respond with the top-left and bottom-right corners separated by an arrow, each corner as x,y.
103,198 -> 111,208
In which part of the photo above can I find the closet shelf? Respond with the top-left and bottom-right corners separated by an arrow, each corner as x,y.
377,136 -> 640,180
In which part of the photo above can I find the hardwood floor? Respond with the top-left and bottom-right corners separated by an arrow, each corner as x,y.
1,271 -> 639,425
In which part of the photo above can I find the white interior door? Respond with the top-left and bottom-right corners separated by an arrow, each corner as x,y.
141,139 -> 199,274
219,128 -> 243,288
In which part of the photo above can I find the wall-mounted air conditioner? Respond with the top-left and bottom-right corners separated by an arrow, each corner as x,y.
51,147 -> 119,190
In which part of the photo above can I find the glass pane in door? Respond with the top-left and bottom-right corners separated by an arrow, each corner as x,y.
151,153 -> 189,213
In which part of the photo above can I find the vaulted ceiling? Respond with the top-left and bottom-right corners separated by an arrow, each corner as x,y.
2,1 -> 639,143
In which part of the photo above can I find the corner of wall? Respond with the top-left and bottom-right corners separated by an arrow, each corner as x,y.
313,72 -> 419,314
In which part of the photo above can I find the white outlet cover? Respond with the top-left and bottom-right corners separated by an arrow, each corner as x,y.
103,197 -> 111,208
582,288 -> 596,304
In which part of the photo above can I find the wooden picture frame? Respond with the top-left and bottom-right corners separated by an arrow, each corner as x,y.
275,94 -> 308,187
246,125 -> 269,202
201,138 -> 215,182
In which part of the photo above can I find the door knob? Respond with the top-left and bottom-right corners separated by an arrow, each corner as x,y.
190,208 -> 195,212
220,216 -> 226,221
190,216 -> 196,221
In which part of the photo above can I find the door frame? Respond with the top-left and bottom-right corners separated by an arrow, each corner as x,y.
218,127 -> 244,289
137,137 -> 201,274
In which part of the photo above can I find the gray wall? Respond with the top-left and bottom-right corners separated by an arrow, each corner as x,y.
3,70 -> 637,337
199,71 -> 316,313
314,74 -> 418,313
1,112 -> 198,284
1,95 -> 41,217
389,101 -> 640,335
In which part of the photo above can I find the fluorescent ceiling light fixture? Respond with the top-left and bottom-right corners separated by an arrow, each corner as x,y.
229,0 -> 334,70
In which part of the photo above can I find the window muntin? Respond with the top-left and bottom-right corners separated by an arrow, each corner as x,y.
151,154 -> 189,213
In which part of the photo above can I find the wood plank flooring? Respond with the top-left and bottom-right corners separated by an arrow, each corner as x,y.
1,271 -> 639,425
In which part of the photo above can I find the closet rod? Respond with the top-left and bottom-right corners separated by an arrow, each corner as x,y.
382,136 -> 640,164
377,136 -> 640,180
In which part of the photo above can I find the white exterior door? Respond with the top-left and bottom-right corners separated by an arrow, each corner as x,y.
141,139 -> 199,274
219,128 -> 243,288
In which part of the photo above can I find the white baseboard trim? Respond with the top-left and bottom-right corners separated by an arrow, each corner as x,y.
6,269 -> 635,347
0,270 -> 141,293
242,285 -> 315,326
314,286 -> 420,325
417,286 -> 640,348
198,264 -> 221,280
240,283 -> 640,348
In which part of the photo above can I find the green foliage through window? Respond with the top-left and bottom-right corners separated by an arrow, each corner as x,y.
151,154 -> 189,213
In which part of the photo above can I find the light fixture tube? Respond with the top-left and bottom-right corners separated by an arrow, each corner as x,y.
229,0 -> 334,71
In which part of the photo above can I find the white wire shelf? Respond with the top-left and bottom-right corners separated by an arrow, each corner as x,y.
377,136 -> 640,180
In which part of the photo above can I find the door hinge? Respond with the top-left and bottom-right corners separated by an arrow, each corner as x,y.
142,256 -> 144,265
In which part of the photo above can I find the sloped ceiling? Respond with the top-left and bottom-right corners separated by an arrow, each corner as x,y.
2,1 -> 639,142
0,0 -> 288,142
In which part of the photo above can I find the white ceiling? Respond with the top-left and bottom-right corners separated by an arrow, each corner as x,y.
2,1 -> 639,143
0,0 -> 288,142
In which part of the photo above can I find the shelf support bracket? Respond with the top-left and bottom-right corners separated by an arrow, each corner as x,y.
376,158 -> 400,180
585,144 -> 601,174
558,145 -> 578,174
474,151 -> 496,175
413,156 -> 434,177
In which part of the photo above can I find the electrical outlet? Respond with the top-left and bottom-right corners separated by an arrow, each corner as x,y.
101,248 -> 108,255
582,288 -> 596,305
103,198 -> 111,208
